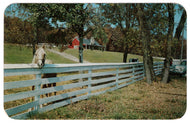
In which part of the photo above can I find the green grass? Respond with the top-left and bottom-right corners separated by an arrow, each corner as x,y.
46,50 -> 77,63
28,76 -> 186,119
4,44 -> 33,64
63,48 -> 162,63
4,43 -> 160,64
64,48 -> 145,63
4,44 -> 76,64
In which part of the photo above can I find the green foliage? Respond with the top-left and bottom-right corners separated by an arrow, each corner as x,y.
92,27 -> 108,45
51,3 -> 91,37
4,16 -> 34,44
18,4 -> 51,27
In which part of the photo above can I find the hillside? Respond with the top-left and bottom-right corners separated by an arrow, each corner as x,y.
64,48 -> 144,63
4,44 -> 160,64
4,44 -> 76,64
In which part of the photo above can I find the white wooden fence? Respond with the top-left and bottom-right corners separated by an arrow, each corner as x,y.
4,62 -> 163,119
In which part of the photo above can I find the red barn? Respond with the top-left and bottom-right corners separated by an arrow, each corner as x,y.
68,36 -> 90,49
68,36 -> 104,50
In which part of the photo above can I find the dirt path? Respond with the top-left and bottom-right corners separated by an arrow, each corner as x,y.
47,49 -> 90,63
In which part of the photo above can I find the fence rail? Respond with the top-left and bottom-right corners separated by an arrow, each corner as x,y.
4,62 -> 163,119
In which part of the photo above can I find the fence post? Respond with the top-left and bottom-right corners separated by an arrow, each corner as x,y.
143,64 -> 145,77
132,65 -> 135,82
79,70 -> 83,83
34,74 -> 41,111
156,63 -> 159,75
154,63 -> 158,75
115,67 -> 119,89
158,62 -> 162,75
88,69 -> 92,98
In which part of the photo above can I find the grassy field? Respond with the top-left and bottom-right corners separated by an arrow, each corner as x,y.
64,48 -> 145,63
4,44 -> 160,64
4,44 -> 138,64
4,44 -> 33,64
4,44 -> 186,119
28,76 -> 186,119
4,44 -> 76,64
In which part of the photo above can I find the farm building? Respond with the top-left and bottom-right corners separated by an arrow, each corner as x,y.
68,36 -> 105,50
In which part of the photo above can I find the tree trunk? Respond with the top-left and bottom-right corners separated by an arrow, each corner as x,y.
137,4 -> 155,84
162,58 -> 171,83
32,24 -> 39,56
174,9 -> 186,40
32,41 -> 36,56
78,22 -> 84,63
143,55 -> 152,84
79,34 -> 84,63
123,44 -> 128,63
142,38 -> 155,84
162,4 -> 174,83
173,7 -> 186,59
122,4 -> 131,63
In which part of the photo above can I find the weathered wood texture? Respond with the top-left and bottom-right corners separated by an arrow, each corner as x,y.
4,62 -> 163,119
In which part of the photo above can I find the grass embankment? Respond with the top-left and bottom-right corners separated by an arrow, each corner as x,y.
4,44 -> 33,64
64,48 -> 144,63
4,44 -> 160,64
4,44 -> 76,64
29,76 -> 186,119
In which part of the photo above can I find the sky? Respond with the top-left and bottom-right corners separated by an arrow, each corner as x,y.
4,3 -> 187,39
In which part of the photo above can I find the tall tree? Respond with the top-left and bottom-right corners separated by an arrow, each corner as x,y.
49,4 -> 92,63
18,4 -> 53,55
174,7 -> 186,40
172,6 -> 186,59
18,3 -> 92,62
4,16 -> 34,44
89,4 -> 109,48
101,4 -> 136,63
137,4 -> 155,84
64,4 -> 90,63
162,4 -> 174,83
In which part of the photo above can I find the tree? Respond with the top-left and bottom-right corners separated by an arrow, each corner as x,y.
108,28 -> 124,52
162,4 -> 174,83
173,5 -> 186,59
89,4 -> 109,48
18,4 -> 54,55
47,28 -> 67,46
64,4 -> 91,63
101,3 -> 137,63
19,3 -> 95,62
4,16 -> 34,44
174,7 -> 186,40
47,4 -> 93,63
137,4 -> 155,84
